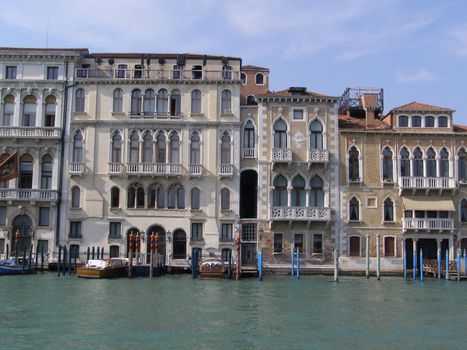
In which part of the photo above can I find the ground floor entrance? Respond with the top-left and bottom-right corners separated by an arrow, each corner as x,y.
405,238 -> 449,270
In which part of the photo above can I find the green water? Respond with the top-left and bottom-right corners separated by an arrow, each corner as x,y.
0,274 -> 466,350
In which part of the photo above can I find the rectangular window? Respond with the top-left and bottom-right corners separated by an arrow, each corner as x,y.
0,207 -> 6,225
273,233 -> 283,253
109,222 -> 121,239
5,66 -> 17,79
46,66 -> 59,80
0,238 -> 4,254
294,233 -> 304,254
220,223 -> 233,242
39,207 -> 50,226
366,196 -> 377,208
293,109 -> 304,120
384,237 -> 395,257
70,221 -> 82,238
313,234 -> 323,255
191,223 -> 203,241
110,245 -> 120,258
134,65 -> 143,79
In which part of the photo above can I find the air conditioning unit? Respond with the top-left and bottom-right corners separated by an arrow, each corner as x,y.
223,109 -> 231,114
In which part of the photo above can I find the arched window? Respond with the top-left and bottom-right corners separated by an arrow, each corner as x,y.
221,90 -> 232,114
309,176 -> 324,207
72,130 -> 84,163
273,175 -> 288,206
220,131 -> 231,164
44,95 -> 56,127
113,88 -> 123,113
168,184 -> 184,209
255,73 -> 264,85
110,187 -> 120,208
273,119 -> 287,148
413,147 -> 423,177
71,186 -> 80,208
75,89 -> 85,112
246,95 -> 257,105
157,89 -> 168,115
2,94 -> 14,126
19,154 -> 33,189
425,116 -> 435,127
191,188 -> 200,210
240,72 -> 246,84
439,148 -> 449,177
348,146 -> 360,181
111,131 -> 122,163
127,183 -> 144,208
169,132 -> 180,164
23,95 -> 36,127
384,237 -> 395,257
131,89 -> 142,115
349,196 -> 359,221
143,89 -> 155,115
221,188 -> 230,210
170,89 -> 181,116
148,183 -> 164,209
400,147 -> 410,177
190,131 -> 200,164
349,236 -> 361,257
142,131 -> 153,163
382,147 -> 393,181
0,153 -> 10,188
458,148 -> 467,182
438,116 -> 448,127
461,199 -> 467,222
425,147 -> 436,177
411,115 -> 421,127
398,115 -> 408,127
309,120 -> 323,149
128,131 -> 139,163
291,175 -> 306,206
243,121 -> 255,150
40,155 -> 53,189
191,90 -> 201,114
222,65 -> 232,80
156,132 -> 166,163
383,198 -> 394,222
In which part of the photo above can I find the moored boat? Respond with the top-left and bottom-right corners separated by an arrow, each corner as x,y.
76,258 -> 127,278
0,258 -> 35,275
199,258 -> 225,279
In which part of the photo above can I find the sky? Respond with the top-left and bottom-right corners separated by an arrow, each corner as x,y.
1,0 -> 467,124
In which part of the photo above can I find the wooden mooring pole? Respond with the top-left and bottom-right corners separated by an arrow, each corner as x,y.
235,235 -> 240,280
333,249 -> 339,282
376,234 -> 380,281
365,235 -> 370,279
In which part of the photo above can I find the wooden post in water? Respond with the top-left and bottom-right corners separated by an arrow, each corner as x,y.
191,248 -> 197,279
68,246 -> 72,275
34,244 -> 39,274
235,235 -> 240,280
5,243 -> 9,259
15,229 -> 19,259
63,246 -> 67,275
96,246 -> 100,259
28,244 -> 33,271
333,249 -> 339,282
464,249 -> 466,277
403,239 -> 407,280
257,247 -> 263,281
74,249 -> 77,274
413,240 -> 417,280
437,239 -> 442,279
376,234 -> 381,280
86,247 -> 90,262
57,246 -> 62,277
420,249 -> 423,282
155,234 -> 159,276
445,249 -> 449,280
92,246 -> 95,259
228,249 -> 232,279
291,246 -> 294,277
135,232 -> 140,265
22,247 -> 26,274
40,245 -> 44,273
365,235 -> 370,279
128,231 -> 134,278
296,249 -> 300,279
457,249 -> 461,282
149,233 -> 155,278
101,247 -> 104,259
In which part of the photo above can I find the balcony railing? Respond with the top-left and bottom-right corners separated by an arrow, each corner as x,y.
108,234 -> 122,240
0,189 -> 58,201
242,148 -> 256,158
69,162 -> 84,175
219,235 -> 233,242
128,111 -> 183,120
189,164 -> 202,177
108,162 -> 123,175
219,164 -> 233,176
75,68 -> 241,81
403,218 -> 454,231
399,177 -> 456,190
0,127 -> 61,139
127,163 -> 181,176
270,207 -> 331,221
308,149 -> 329,163
272,148 -> 291,162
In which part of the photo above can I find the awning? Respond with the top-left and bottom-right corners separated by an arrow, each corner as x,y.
402,197 -> 456,211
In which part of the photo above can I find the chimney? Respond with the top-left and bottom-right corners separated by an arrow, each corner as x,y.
360,93 -> 378,129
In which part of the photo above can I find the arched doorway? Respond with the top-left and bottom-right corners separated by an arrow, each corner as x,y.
146,225 -> 166,263
172,229 -> 187,259
240,170 -> 258,218
126,227 -> 140,257
12,215 -> 33,254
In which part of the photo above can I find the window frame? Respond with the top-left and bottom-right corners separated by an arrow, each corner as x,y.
273,233 -> 283,254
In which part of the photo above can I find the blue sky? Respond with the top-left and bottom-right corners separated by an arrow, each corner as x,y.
1,0 -> 467,124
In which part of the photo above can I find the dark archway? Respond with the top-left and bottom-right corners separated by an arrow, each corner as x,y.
172,229 -> 187,259
146,225 -> 166,262
12,214 -> 33,254
240,170 -> 258,218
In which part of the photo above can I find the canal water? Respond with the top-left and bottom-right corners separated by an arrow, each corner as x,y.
1,274 -> 467,350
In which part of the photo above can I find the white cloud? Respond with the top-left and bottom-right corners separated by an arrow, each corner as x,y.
450,28 -> 467,56
396,68 -> 437,84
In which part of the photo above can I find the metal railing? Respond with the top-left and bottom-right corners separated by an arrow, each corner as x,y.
0,189 -> 58,201
128,111 -> 184,119
308,149 -> 329,163
270,206 -> 331,221
272,148 -> 291,162
0,127 -> 61,138
399,177 -> 456,189
219,164 -> 233,176
403,218 -> 454,230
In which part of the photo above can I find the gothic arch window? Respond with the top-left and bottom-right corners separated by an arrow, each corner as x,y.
461,199 -> 467,222
143,89 -> 156,115
191,89 -> 201,114
191,187 -> 200,210
458,148 -> 467,182
348,146 -> 360,181
243,120 -> 255,150
349,196 -> 360,221
273,119 -> 287,148
220,131 -> 231,164
412,147 -> 423,177
131,89 -> 142,115
190,131 -> 201,164
309,120 -> 323,149
383,197 -> 394,222
439,148 -> 449,177
157,89 -> 168,115
272,175 -> 288,206
156,132 -> 166,163
40,155 -> 53,190
75,88 -> 85,113
111,131 -> 122,163
128,131 -> 140,163
72,130 -> 84,163
168,184 -> 184,209
382,146 -> 393,181
142,131 -> 153,163
169,132 -> 180,164
309,175 -> 324,207
71,186 -> 80,208
110,186 -> 120,208
113,88 -> 123,113
221,188 -> 230,210
127,183 -> 144,208
221,90 -> 232,114
148,183 -> 164,209
425,147 -> 436,177
400,147 -> 410,177
170,89 -> 181,116
291,175 -> 306,207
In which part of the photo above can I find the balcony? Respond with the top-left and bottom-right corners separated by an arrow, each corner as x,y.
399,177 -> 456,194
108,163 -> 123,176
188,164 -> 202,177
308,149 -> 329,163
403,218 -> 454,232
242,148 -> 256,159
128,111 -> 184,120
0,127 -> 61,139
272,148 -> 291,162
0,189 -> 58,202
75,68 -> 241,81
127,163 -> 181,176
219,164 -> 233,176
270,207 -> 331,221
69,162 -> 84,176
